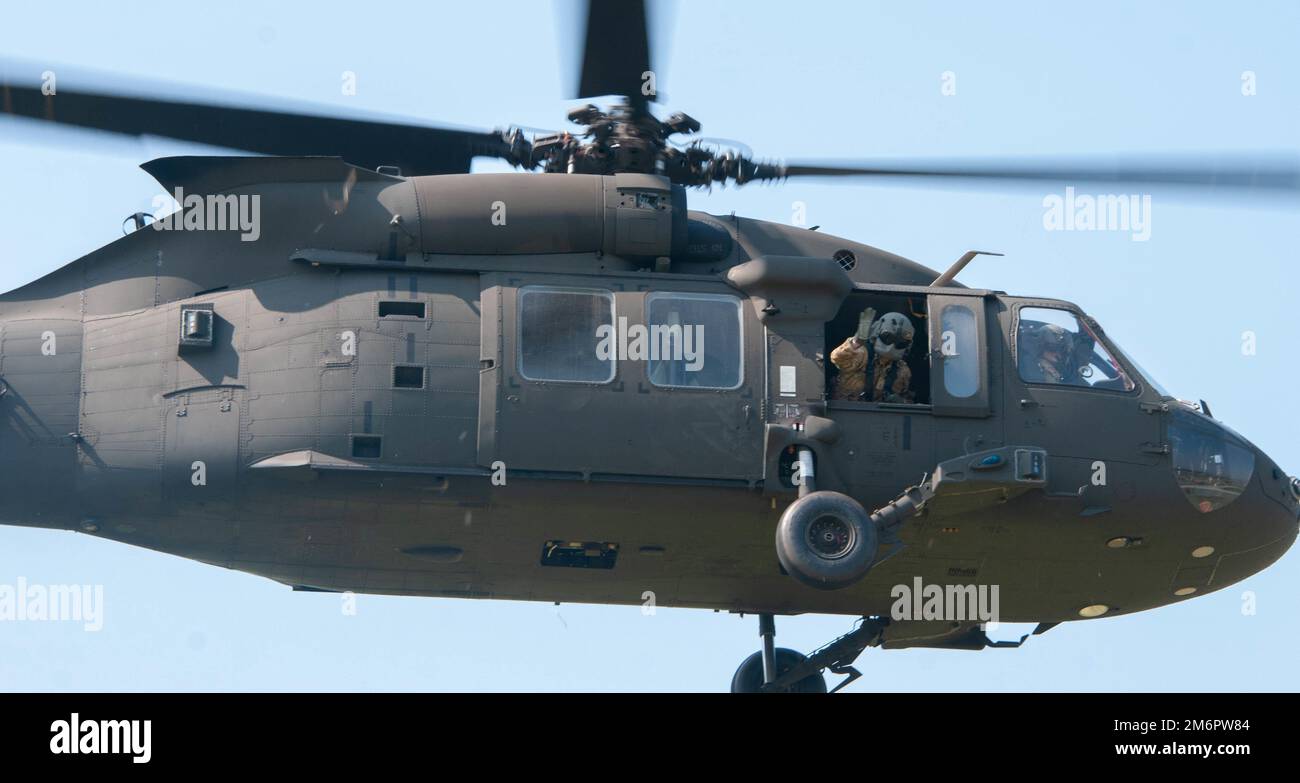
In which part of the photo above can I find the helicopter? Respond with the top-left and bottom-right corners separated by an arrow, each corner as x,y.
1,1 -> 1298,693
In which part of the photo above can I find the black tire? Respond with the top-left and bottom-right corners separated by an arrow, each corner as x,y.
729,648 -> 828,693
776,490 -> 877,590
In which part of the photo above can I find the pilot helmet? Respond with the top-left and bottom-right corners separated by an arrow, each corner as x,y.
1033,323 -> 1072,357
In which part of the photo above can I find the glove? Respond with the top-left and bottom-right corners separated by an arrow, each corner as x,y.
854,307 -> 877,342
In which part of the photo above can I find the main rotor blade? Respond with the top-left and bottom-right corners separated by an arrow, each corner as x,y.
0,73 -> 511,176
574,0 -> 654,109
777,154 -> 1300,192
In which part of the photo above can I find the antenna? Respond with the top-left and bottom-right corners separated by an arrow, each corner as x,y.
932,250 -> 1004,287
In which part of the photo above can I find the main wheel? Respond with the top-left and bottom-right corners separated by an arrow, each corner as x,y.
729,648 -> 827,693
776,491 -> 877,590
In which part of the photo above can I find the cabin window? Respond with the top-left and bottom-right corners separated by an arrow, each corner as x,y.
939,305 -> 979,398
646,292 -> 743,389
351,435 -> 382,459
1016,307 -> 1134,391
393,365 -> 424,389
379,301 -> 425,319
518,286 -> 615,383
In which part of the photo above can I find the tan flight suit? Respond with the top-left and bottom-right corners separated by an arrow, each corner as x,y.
830,337 -> 913,402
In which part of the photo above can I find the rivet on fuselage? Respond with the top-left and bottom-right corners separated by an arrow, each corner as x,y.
1191,546 -> 1215,558
1174,587 -> 1198,596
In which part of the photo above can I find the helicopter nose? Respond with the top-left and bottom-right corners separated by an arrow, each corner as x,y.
1166,407 -> 1299,580
1207,449 -> 1300,587
1240,445 -> 1299,540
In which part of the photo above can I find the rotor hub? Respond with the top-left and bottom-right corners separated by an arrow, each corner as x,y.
496,99 -> 784,188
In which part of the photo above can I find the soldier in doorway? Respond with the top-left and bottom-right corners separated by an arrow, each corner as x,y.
830,307 -> 916,403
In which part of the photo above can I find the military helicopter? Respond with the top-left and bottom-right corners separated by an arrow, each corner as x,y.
2,1 -> 1298,693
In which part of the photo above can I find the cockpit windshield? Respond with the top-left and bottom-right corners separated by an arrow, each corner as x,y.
1016,307 -> 1135,391
1109,342 -> 1171,398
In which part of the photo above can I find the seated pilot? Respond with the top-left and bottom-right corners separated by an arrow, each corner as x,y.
830,307 -> 916,403
1019,322 -> 1073,384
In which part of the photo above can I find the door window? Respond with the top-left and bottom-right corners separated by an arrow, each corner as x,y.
646,292 -> 743,389
939,304 -> 979,399
518,287 -> 615,383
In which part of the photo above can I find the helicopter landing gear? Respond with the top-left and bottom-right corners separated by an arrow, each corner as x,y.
776,447 -> 878,590
730,614 -> 891,693
729,614 -> 827,693
776,448 -> 934,590
775,490 -> 878,590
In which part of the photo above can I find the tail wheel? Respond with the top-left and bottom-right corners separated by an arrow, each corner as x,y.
729,648 -> 827,693
776,490 -> 877,590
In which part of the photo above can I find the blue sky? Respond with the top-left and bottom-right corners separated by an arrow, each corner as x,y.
1,1 -> 1297,691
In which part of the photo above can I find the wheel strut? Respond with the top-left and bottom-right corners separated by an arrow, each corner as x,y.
766,616 -> 888,693
758,613 -> 777,684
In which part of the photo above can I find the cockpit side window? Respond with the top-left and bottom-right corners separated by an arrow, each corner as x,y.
1016,307 -> 1135,391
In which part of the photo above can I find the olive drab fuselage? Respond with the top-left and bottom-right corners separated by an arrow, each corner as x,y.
0,156 -> 1295,644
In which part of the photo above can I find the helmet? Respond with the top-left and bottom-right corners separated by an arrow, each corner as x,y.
869,312 -> 915,358
1027,322 -> 1072,356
